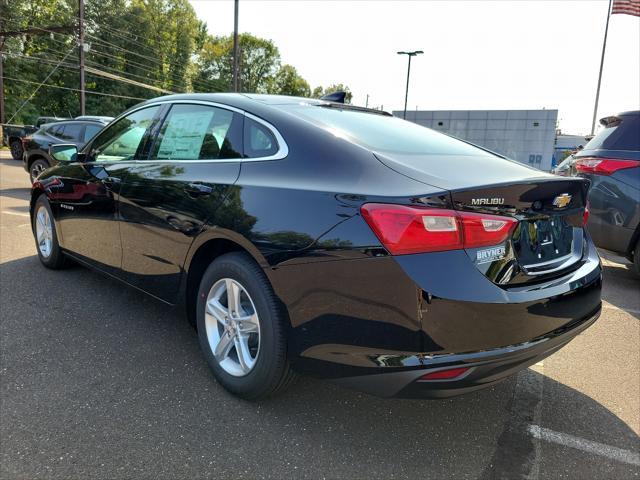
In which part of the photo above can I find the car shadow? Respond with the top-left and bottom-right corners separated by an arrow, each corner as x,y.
1,255 -> 638,479
0,187 -> 31,203
600,254 -> 640,321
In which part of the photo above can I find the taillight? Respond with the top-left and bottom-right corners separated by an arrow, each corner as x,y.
575,157 -> 639,175
360,203 -> 517,255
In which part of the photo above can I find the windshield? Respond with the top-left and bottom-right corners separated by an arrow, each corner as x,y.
281,104 -> 496,157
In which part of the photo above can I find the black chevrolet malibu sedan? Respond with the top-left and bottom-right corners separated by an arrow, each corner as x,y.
30,94 -> 602,399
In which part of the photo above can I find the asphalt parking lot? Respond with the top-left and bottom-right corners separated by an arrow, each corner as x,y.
0,150 -> 638,479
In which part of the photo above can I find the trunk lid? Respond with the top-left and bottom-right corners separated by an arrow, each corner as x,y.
374,152 -> 591,285
450,179 -> 590,285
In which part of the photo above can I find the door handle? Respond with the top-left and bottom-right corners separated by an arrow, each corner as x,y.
184,182 -> 213,197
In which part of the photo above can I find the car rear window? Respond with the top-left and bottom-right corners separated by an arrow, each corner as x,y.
281,104 -> 495,157
584,115 -> 640,151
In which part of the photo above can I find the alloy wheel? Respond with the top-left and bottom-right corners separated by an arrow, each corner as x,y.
35,205 -> 53,258
204,278 -> 261,377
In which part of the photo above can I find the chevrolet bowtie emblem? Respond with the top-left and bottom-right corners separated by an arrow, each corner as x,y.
552,193 -> 572,208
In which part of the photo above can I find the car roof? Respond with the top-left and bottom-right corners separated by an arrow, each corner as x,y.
74,115 -> 114,122
140,93 -> 391,117
40,119 -> 107,129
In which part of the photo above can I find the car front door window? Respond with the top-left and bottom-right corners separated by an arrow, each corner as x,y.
89,106 -> 160,162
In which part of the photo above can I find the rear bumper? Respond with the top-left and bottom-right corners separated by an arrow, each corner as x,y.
274,229 -> 602,398
332,306 -> 599,398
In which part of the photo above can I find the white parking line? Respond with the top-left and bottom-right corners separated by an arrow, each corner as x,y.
1,210 -> 30,217
528,424 -> 640,467
528,361 -> 544,480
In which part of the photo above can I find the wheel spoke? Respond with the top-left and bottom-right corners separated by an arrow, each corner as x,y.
37,229 -> 46,243
234,335 -> 252,373
225,279 -> 241,316
214,331 -> 235,360
206,298 -> 228,325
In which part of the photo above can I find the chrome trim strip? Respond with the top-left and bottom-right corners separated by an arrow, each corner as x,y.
101,99 -> 288,164
242,112 -> 289,161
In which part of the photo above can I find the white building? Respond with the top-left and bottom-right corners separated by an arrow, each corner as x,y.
394,109 -> 558,171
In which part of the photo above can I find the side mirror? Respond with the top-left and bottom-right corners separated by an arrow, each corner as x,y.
49,144 -> 78,163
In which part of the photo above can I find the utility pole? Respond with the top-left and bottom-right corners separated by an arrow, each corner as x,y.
397,50 -> 423,119
365,94 -> 369,108
78,0 -> 86,115
232,0 -> 239,92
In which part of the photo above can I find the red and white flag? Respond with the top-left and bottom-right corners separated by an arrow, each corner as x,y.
611,0 -> 640,16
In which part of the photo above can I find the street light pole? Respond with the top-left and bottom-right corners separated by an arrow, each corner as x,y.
397,50 -> 423,119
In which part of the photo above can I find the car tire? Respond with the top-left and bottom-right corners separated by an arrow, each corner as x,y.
196,252 -> 296,399
29,158 -> 50,183
32,194 -> 68,269
10,140 -> 23,160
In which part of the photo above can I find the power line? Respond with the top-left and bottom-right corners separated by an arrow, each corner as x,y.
7,46 -> 76,123
85,58 -> 183,92
87,48 -> 190,90
87,47 -> 219,92
3,52 -> 79,71
85,65 -> 174,94
85,33 -> 169,69
2,76 -> 149,101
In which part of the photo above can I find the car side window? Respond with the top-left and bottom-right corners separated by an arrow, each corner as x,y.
89,106 -> 160,162
150,104 -> 242,161
49,125 -> 65,138
83,124 -> 103,143
59,123 -> 83,141
243,117 -> 278,158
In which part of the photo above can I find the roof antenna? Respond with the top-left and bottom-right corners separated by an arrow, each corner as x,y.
320,91 -> 346,104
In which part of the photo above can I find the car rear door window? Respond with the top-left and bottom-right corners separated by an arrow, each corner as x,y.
58,123 -> 83,141
83,124 -> 102,143
243,118 -> 278,158
150,104 -> 243,160
48,125 -> 65,138
89,106 -> 160,162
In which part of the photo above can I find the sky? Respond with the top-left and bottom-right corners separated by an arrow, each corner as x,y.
190,0 -> 640,136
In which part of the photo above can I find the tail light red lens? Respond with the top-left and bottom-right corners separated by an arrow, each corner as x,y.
419,367 -> 470,381
575,157 -> 639,175
360,203 -> 517,255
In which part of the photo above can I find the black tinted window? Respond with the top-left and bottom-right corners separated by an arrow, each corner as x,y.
48,125 -> 64,137
83,124 -> 102,143
244,117 -> 278,158
281,104 -> 493,156
58,123 -> 83,141
585,115 -> 640,151
151,104 -> 242,160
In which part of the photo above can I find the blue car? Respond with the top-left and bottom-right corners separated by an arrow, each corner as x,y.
575,111 -> 640,275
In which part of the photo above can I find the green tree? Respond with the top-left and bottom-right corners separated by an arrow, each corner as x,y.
196,33 -> 280,93
268,64 -> 310,97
